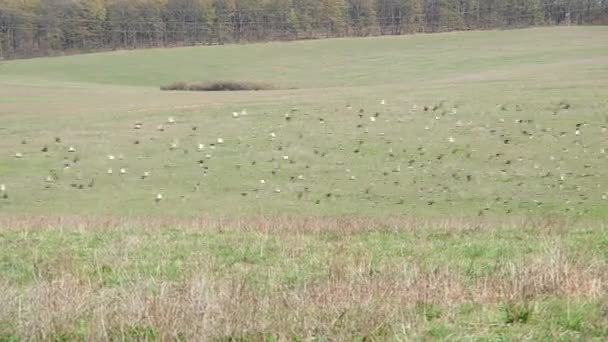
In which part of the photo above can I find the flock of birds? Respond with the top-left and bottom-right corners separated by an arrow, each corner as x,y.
2,99 -> 607,216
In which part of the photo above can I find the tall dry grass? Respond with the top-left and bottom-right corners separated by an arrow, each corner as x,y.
0,215 -> 606,340
1,255 -> 605,339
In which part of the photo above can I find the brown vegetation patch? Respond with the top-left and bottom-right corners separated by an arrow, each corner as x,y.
160,80 -> 276,91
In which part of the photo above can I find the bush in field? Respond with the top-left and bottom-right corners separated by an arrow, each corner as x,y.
160,80 -> 274,91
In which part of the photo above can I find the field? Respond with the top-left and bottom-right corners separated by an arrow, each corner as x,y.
1,27 -> 608,340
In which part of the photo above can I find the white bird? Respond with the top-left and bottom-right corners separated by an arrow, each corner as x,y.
241,109 -> 247,115
232,112 -> 240,118
107,168 -> 113,174
68,146 -> 76,152
0,184 -> 5,192
120,168 -> 127,175
142,171 -> 150,179
575,130 -> 580,136
449,137 -> 455,143
15,152 -> 23,158
108,155 -> 115,160
134,122 -> 142,129
297,175 -> 304,180
350,175 -> 356,180
260,179 -> 266,184
380,99 -> 386,105
274,188 -> 281,193
217,138 -> 224,144
270,132 -> 276,138
157,124 -> 165,131
170,140 -> 179,150
197,143 -> 205,151
167,116 -> 175,124
283,155 -> 289,160
369,117 -> 376,122
205,154 -> 212,159
45,175 -> 54,183
156,193 -> 163,202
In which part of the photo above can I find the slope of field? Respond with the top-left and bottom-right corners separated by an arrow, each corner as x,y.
1,27 -> 608,340
2,26 -> 607,89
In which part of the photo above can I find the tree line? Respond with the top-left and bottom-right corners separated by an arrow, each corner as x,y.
1,0 -> 607,59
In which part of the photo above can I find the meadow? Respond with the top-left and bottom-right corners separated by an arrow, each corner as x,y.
0,26 -> 607,340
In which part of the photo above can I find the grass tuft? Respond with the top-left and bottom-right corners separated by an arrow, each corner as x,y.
499,302 -> 532,324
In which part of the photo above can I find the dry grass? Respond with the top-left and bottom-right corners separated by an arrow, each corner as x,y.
1,215 -> 607,340
1,254 -> 606,339
160,80 -> 275,91
0,213 -> 586,235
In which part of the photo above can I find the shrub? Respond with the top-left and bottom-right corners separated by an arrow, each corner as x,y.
160,80 -> 274,91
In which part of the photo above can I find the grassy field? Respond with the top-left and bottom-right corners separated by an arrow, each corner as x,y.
1,26 -> 608,340
1,26 -> 607,217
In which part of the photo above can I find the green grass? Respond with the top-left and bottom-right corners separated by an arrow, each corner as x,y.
1,26 -> 607,218
2,27 -> 607,89
1,26 -> 608,339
